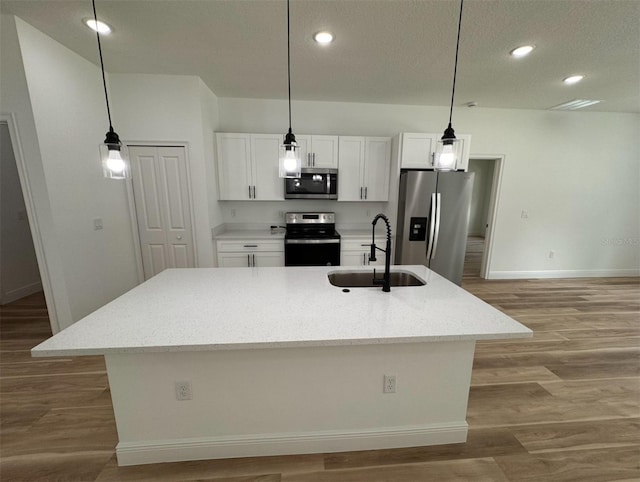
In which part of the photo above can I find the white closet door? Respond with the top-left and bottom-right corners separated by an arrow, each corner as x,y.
129,145 -> 195,279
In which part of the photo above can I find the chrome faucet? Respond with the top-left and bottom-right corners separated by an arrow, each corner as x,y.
370,213 -> 392,292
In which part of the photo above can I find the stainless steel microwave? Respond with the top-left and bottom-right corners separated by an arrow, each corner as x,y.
284,168 -> 338,200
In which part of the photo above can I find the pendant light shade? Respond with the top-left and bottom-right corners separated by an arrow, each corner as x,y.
433,123 -> 461,172
92,0 -> 130,179
100,127 -> 130,179
279,0 -> 302,178
433,0 -> 465,172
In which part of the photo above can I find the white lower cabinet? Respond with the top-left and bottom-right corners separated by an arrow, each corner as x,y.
341,238 -> 385,267
216,239 -> 284,268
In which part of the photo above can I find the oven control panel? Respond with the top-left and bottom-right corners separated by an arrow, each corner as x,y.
286,212 -> 335,225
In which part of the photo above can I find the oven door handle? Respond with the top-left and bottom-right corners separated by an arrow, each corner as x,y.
285,239 -> 341,245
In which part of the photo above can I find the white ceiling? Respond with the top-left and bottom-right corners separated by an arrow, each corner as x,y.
2,0 -> 639,113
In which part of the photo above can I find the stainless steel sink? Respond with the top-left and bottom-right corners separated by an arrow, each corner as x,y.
328,270 -> 426,288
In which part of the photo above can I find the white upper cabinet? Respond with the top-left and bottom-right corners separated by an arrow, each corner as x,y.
217,133 -> 252,200
216,133 -> 284,200
338,137 -> 391,202
400,133 -> 437,169
399,132 -> 471,171
296,135 -> 339,168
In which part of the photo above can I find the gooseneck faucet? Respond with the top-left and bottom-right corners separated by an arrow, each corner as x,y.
370,213 -> 392,292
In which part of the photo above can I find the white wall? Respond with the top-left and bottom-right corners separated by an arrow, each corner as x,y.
0,122 -> 41,303
1,15 -> 73,331
108,74 -> 218,267
218,97 -> 640,277
467,159 -> 495,237
1,16 -> 140,330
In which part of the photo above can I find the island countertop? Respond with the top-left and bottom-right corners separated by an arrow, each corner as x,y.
32,265 -> 532,357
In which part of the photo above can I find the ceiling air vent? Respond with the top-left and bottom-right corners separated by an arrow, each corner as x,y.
550,99 -> 601,111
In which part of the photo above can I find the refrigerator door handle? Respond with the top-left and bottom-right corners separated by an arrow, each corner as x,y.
426,193 -> 436,259
431,193 -> 442,259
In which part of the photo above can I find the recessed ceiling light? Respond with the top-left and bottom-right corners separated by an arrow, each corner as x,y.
563,75 -> 584,85
84,18 -> 112,35
313,31 -> 334,45
510,45 -> 535,58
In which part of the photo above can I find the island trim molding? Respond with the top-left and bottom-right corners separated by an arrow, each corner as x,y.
116,422 -> 468,466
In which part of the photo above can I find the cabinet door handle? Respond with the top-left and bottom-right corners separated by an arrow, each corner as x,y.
365,187 -> 368,199
244,245 -> 258,248
248,185 -> 252,199
360,187 -> 363,199
247,254 -> 251,267
308,153 -> 311,166
252,254 -> 256,266
313,153 -> 316,166
252,186 -> 256,198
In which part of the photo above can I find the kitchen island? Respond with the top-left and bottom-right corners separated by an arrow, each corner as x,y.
32,265 -> 531,466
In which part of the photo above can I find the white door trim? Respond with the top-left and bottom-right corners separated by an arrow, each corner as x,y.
124,142 -> 198,281
0,113 -> 60,332
468,154 -> 505,279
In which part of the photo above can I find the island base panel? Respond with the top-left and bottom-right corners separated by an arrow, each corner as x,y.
105,341 -> 475,466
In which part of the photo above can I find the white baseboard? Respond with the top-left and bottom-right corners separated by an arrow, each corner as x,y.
487,269 -> 640,280
116,422 -> 468,466
1,281 -> 42,304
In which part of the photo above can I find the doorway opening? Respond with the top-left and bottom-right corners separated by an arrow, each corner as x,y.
463,156 -> 504,279
0,120 -> 43,306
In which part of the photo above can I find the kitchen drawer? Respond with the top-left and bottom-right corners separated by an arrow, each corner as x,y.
341,239 -> 373,251
216,239 -> 284,253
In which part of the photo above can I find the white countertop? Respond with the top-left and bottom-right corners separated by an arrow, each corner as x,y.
32,266 -> 531,357
214,228 -> 386,240
215,229 -> 285,240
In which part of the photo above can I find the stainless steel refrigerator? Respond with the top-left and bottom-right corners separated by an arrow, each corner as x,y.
395,170 -> 475,285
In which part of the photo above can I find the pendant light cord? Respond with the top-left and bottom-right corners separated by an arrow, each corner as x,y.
92,0 -> 113,130
286,0 -> 292,132
448,0 -> 464,125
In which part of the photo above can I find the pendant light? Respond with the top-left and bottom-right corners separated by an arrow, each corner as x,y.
92,0 -> 130,179
278,0 -> 302,178
433,0 -> 465,172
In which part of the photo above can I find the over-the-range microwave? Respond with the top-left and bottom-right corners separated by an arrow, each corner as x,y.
284,168 -> 338,200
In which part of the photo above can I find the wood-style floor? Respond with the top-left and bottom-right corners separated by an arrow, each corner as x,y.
1,274 -> 639,481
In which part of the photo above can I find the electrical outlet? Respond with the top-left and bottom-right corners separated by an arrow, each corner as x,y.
366,209 -> 371,218
549,250 -> 555,259
175,381 -> 192,401
520,210 -> 529,219
383,375 -> 396,393
230,209 -> 236,218
93,218 -> 103,230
